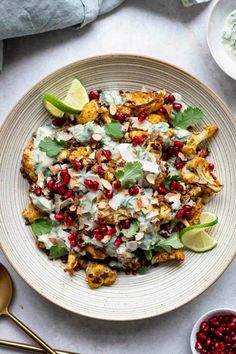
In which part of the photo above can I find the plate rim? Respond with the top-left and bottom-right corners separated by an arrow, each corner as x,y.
0,53 -> 235,321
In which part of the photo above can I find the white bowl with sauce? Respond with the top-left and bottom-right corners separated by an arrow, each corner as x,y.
207,0 -> 236,80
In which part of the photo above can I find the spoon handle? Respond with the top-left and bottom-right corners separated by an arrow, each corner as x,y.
0,339 -> 78,354
6,311 -> 57,354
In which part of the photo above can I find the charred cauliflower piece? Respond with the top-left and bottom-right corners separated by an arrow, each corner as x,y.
158,203 -> 173,222
123,91 -> 165,115
147,113 -> 168,124
86,262 -> 117,289
65,253 -> 78,275
76,100 -> 100,124
183,126 -> 218,156
152,249 -> 185,264
22,201 -> 45,223
181,157 -> 222,192
22,143 -> 37,181
69,146 -> 92,161
86,245 -> 108,260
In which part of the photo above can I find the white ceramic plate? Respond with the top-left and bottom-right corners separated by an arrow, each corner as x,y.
0,55 -> 236,321
207,0 -> 236,80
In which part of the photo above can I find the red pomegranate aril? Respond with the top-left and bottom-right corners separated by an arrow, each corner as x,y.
59,185 -> 68,195
95,233 -> 104,240
116,113 -> 126,123
138,112 -> 147,122
164,94 -> 175,104
68,233 -> 77,241
113,180 -> 121,189
225,335 -> 232,344
206,338 -> 211,347
55,213 -> 65,221
93,228 -> 100,236
103,149 -> 112,160
106,189 -> 113,199
138,137 -> 145,144
72,160 -> 83,170
92,181 -> 99,191
89,90 -> 99,100
232,336 -> 236,343
84,179 -> 94,188
47,179 -> 55,190
53,182 -> 60,192
200,322 -> 208,331
224,316 -> 230,323
129,185 -> 139,196
215,331 -> 223,339
197,332 -> 207,341
70,239 -> 77,247
170,180 -> 178,191
158,185 -> 168,194
174,140 -> 184,148
107,227 -> 117,236
132,136 -> 140,146
183,205 -> 192,212
123,219 -> 131,229
228,323 -> 236,330
167,146 -> 174,156
60,169 -> 69,178
177,183 -> 184,192
195,341 -> 203,350
176,209 -> 184,218
175,161 -> 185,170
64,190 -> 73,199
173,146 -> 180,156
209,163 -> 215,171
52,118 -> 64,126
159,107 -> 167,114
64,216 -> 74,226
34,186 -> 42,196
100,225 -> 108,235
62,174 -> 70,185
184,211 -> 192,220
97,166 -> 105,175
173,102 -> 182,112
231,316 -> 236,323
114,238 -> 123,247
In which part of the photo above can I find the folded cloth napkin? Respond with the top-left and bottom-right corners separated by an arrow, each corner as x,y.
0,0 -> 210,68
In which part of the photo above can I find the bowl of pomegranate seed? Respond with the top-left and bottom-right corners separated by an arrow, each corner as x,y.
190,308 -> 236,353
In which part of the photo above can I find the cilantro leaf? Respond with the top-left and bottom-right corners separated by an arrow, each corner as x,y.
144,250 -> 153,261
39,137 -> 66,157
121,221 -> 139,239
164,175 -> 182,190
172,107 -> 204,129
49,245 -> 68,259
137,265 -> 152,275
105,121 -> 124,139
31,218 -> 53,237
115,162 -> 143,188
155,232 -> 183,253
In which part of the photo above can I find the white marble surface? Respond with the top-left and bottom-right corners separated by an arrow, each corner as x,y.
0,1 -> 236,353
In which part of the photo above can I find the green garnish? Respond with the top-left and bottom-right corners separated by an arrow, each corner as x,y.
115,162 -> 143,188
31,218 -> 53,237
156,232 -> 183,253
105,121 -> 124,139
137,265 -> 152,275
172,107 -> 204,129
49,245 -> 68,259
39,137 -> 66,157
144,250 -> 153,261
164,175 -> 182,190
121,221 -> 139,239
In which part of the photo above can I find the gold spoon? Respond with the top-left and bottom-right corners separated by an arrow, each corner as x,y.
0,263 -> 57,354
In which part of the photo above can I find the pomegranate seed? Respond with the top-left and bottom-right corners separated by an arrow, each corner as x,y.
184,211 -> 192,220
132,136 -> 140,146
232,336 -> 236,343
89,90 -> 99,100
97,166 -> 105,175
210,320 -> 220,327
173,146 -> 180,156
167,146 -> 174,156
62,174 -> 70,185
72,160 -> 83,170
106,189 -> 113,199
103,149 -> 112,160
225,335 -> 232,344
208,163 -> 215,171
64,190 -> 73,199
114,238 -> 123,247
174,141 -> 184,148
175,161 -> 185,170
224,316 -> 230,323
55,213 -> 65,221
84,179 -> 94,188
158,186 -> 168,194
68,233 -> 77,241
53,182 -> 61,192
159,107 -> 167,114
60,169 -> 69,178
177,183 -> 184,192
215,331 -> 223,339
195,341 -> 203,350
164,94 -> 175,104
176,209 -> 184,218
138,112 -> 147,122
95,233 -> 104,240
107,227 -> 117,236
123,219 -> 131,229
70,239 -> 77,247
228,323 -> 236,330
59,185 -> 68,195
116,113 -> 126,123
206,338 -> 211,347
183,205 -> 191,212
128,185 -> 139,196
170,180 -> 177,191
173,102 -> 182,112
92,181 -> 99,191
47,179 -> 55,190
52,118 -> 64,126
64,216 -> 74,226
197,332 -> 207,341
113,180 -> 121,189
100,225 -> 108,235
93,227 -> 101,235
138,136 -> 145,144
34,186 -> 42,196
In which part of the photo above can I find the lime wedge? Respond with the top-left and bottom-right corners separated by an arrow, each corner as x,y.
180,212 -> 218,237
43,79 -> 89,115
181,230 -> 217,253
43,100 -> 64,118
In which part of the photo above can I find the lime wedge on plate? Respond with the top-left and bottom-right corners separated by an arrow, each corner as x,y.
43,79 -> 89,116
180,211 -> 218,253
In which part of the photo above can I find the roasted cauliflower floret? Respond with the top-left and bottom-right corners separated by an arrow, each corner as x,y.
152,249 -> 185,264
22,201 -> 45,223
69,146 -> 92,161
182,126 -> 218,156
158,203 -> 173,222
86,245 -> 108,260
129,130 -> 149,139
76,100 -> 100,124
22,143 -> 37,181
57,149 -> 70,162
86,262 -> 117,289
65,253 -> 78,275
147,113 -> 167,124
116,104 -> 133,117
181,157 -> 222,192
123,91 -> 165,115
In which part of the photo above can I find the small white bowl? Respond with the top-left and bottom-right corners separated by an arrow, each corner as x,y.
190,308 -> 236,353
207,0 -> 236,80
